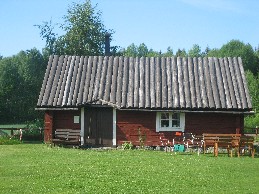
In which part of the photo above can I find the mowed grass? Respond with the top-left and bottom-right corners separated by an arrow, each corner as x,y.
0,144 -> 259,194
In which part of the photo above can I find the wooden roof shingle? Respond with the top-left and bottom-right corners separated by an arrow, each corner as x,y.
37,55 -> 252,111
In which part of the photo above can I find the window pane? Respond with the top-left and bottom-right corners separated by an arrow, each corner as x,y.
161,120 -> 169,127
172,119 -> 180,127
161,113 -> 169,120
172,113 -> 179,120
172,113 -> 180,127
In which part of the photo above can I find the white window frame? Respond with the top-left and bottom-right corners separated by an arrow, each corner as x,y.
156,112 -> 185,132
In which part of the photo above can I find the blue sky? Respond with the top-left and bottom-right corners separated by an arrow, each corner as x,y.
1,0 -> 259,57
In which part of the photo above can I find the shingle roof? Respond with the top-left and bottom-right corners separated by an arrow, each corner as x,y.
37,55 -> 252,111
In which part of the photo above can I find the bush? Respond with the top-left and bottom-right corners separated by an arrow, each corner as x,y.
121,141 -> 133,150
23,119 -> 44,141
0,136 -> 21,145
22,129 -> 43,141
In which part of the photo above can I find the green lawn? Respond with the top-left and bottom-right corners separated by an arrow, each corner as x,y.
0,144 -> 258,194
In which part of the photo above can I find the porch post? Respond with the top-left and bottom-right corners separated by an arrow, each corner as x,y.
80,107 -> 85,146
113,108 -> 116,146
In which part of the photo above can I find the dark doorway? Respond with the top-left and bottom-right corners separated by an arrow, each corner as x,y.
84,107 -> 113,146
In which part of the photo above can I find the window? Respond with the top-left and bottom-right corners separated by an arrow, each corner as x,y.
74,116 -> 80,124
156,112 -> 185,132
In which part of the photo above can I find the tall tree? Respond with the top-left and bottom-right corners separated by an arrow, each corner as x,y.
208,40 -> 258,74
162,47 -> 174,57
188,44 -> 202,57
137,43 -> 149,57
175,49 -> 187,57
36,0 -> 112,56
0,49 -> 46,124
123,43 -> 138,57
244,71 -> 259,127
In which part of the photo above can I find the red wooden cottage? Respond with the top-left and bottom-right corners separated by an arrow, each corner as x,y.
37,55 -> 253,147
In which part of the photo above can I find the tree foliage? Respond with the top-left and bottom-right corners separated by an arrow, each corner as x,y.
244,71 -> 259,128
188,44 -> 202,57
123,43 -> 173,57
36,0 -> 112,56
0,49 -> 46,124
175,48 -> 187,57
208,40 -> 258,74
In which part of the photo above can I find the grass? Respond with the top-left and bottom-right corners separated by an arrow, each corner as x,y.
0,144 -> 259,194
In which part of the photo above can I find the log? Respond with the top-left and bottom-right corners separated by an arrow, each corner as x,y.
209,57 -> 220,109
51,55 -> 64,106
68,56 -> 79,105
198,57 -> 208,108
82,56 -> 93,103
62,56 -> 73,106
144,57 -> 150,108
110,56 -> 119,104
224,57 -> 237,108
77,56 -> 88,105
98,56 -> 108,100
166,57 -> 172,108
133,57 -> 139,107
219,58 -> 231,108
92,56 -> 103,101
103,56 -> 114,102
43,55 -> 59,105
214,57 -> 226,109
161,57 -> 167,108
188,57 -> 196,108
127,57 -> 134,107
150,57 -> 156,108
177,57 -> 185,108
193,57 -> 202,108
121,57 -> 129,108
228,57 -> 241,109
155,57 -> 161,108
233,57 -> 247,109
72,56 -> 83,105
183,57 -> 190,108
203,57 -> 215,108
172,57 -> 179,108
139,57 -> 145,108
116,56 -> 124,107
87,56 -> 98,102
238,57 -> 252,108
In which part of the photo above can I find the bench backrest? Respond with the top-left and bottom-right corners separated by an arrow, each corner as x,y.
203,133 -> 241,137
55,129 -> 80,139
240,136 -> 254,145
203,133 -> 241,146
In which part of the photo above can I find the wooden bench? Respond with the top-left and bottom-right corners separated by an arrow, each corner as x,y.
52,129 -> 81,146
203,133 -> 241,157
239,136 -> 255,158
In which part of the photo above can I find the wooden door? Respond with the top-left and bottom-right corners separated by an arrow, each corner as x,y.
84,107 -> 113,146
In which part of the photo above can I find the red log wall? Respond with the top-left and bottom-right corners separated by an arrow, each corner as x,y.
44,110 -> 80,143
44,111 -> 53,142
53,110 -> 80,130
116,110 -> 244,146
185,113 -> 244,134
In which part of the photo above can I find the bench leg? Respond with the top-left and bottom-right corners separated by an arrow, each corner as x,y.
236,147 -> 240,157
214,142 -> 218,157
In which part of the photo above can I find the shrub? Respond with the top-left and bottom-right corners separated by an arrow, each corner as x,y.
121,141 -> 133,150
0,136 -> 21,145
23,119 -> 44,141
